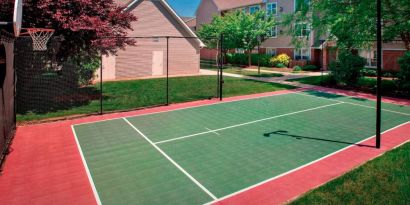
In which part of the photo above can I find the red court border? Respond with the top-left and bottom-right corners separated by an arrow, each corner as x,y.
0,88 -> 408,205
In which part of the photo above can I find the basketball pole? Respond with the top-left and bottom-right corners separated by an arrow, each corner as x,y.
376,0 -> 382,149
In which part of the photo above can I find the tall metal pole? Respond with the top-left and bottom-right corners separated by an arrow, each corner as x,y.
166,36 -> 170,105
219,34 -> 224,101
376,0 -> 382,148
100,54 -> 103,115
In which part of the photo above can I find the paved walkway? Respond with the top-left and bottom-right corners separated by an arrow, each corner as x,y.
200,69 -> 327,88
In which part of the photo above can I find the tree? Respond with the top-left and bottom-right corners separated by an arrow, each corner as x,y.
198,11 -> 275,66
239,11 -> 275,66
0,0 -> 137,58
282,0 -> 410,51
197,11 -> 244,61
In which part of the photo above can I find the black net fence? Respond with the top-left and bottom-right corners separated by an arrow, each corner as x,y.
0,31 -> 16,171
14,36 -> 221,124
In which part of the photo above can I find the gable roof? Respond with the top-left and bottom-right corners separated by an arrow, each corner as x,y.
118,0 -> 204,47
212,0 -> 263,11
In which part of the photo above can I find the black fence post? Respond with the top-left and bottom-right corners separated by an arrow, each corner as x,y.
219,34 -> 224,101
376,0 -> 382,149
166,36 -> 169,105
215,39 -> 220,98
100,54 -> 103,115
257,36 -> 261,75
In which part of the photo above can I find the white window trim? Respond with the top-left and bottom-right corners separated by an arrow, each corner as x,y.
270,26 -> 278,38
295,23 -> 311,38
361,49 -> 382,68
266,48 -> 277,56
294,48 -> 311,60
266,2 -> 278,16
249,5 -> 261,14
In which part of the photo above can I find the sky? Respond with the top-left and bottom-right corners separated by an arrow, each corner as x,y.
167,0 -> 201,17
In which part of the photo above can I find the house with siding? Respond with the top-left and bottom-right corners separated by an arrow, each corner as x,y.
181,17 -> 197,32
196,0 -> 407,70
101,0 -> 204,80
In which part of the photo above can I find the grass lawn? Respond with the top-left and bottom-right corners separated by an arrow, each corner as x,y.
287,76 -> 328,86
290,142 -> 410,204
201,60 -> 283,78
288,76 -> 398,91
17,75 -> 296,123
220,68 -> 284,78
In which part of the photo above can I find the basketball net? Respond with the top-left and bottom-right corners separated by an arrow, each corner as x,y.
25,28 -> 55,51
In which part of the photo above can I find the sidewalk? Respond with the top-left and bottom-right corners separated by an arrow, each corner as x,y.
200,69 -> 326,88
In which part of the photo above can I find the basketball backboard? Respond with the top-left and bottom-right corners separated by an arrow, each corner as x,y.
13,0 -> 22,37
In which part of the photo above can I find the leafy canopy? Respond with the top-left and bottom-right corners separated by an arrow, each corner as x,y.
282,0 -> 410,50
198,10 -> 276,52
0,0 -> 137,58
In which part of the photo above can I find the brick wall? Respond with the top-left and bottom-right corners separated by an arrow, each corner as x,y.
383,50 -> 406,71
200,48 -> 218,60
276,48 -> 294,58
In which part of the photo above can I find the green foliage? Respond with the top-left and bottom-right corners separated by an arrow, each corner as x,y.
67,53 -> 101,86
360,68 -> 378,77
276,63 -> 287,68
397,51 -> 410,89
226,53 -> 247,65
270,54 -> 291,67
293,66 -> 302,71
282,0 -> 410,51
302,65 -> 318,71
226,53 -> 273,67
329,51 -> 366,85
251,54 -> 273,67
197,10 -> 276,66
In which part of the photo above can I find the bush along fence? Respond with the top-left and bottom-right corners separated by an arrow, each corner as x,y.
14,36 -> 224,123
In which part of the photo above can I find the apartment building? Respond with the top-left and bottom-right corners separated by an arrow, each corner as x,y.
196,0 -> 407,70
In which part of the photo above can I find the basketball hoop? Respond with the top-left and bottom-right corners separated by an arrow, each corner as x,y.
21,28 -> 55,51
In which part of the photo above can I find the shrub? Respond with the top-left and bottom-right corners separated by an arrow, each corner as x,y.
226,53 -> 273,67
276,63 -> 286,68
302,65 -> 318,71
360,68 -> 377,77
329,51 -> 366,85
293,65 -> 302,71
251,54 -> 274,67
397,51 -> 410,90
67,53 -> 101,86
226,53 -> 247,65
270,54 -> 291,67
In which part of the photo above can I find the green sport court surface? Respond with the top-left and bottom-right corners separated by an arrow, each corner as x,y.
72,90 -> 410,205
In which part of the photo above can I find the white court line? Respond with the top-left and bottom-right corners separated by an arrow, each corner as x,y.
122,118 -> 218,200
71,126 -> 103,205
154,102 -> 344,145
204,121 -> 410,205
206,128 -> 220,136
294,92 -> 410,116
73,91 -> 303,127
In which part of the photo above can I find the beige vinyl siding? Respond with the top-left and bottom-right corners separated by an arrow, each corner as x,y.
110,0 -> 200,80
196,0 -> 220,30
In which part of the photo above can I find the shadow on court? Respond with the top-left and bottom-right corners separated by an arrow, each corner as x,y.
264,130 -> 375,148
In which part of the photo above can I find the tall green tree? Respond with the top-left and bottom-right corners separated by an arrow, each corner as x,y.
283,0 -> 410,51
198,11 -> 275,66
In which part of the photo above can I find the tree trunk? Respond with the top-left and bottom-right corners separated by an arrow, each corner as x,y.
248,51 -> 252,67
